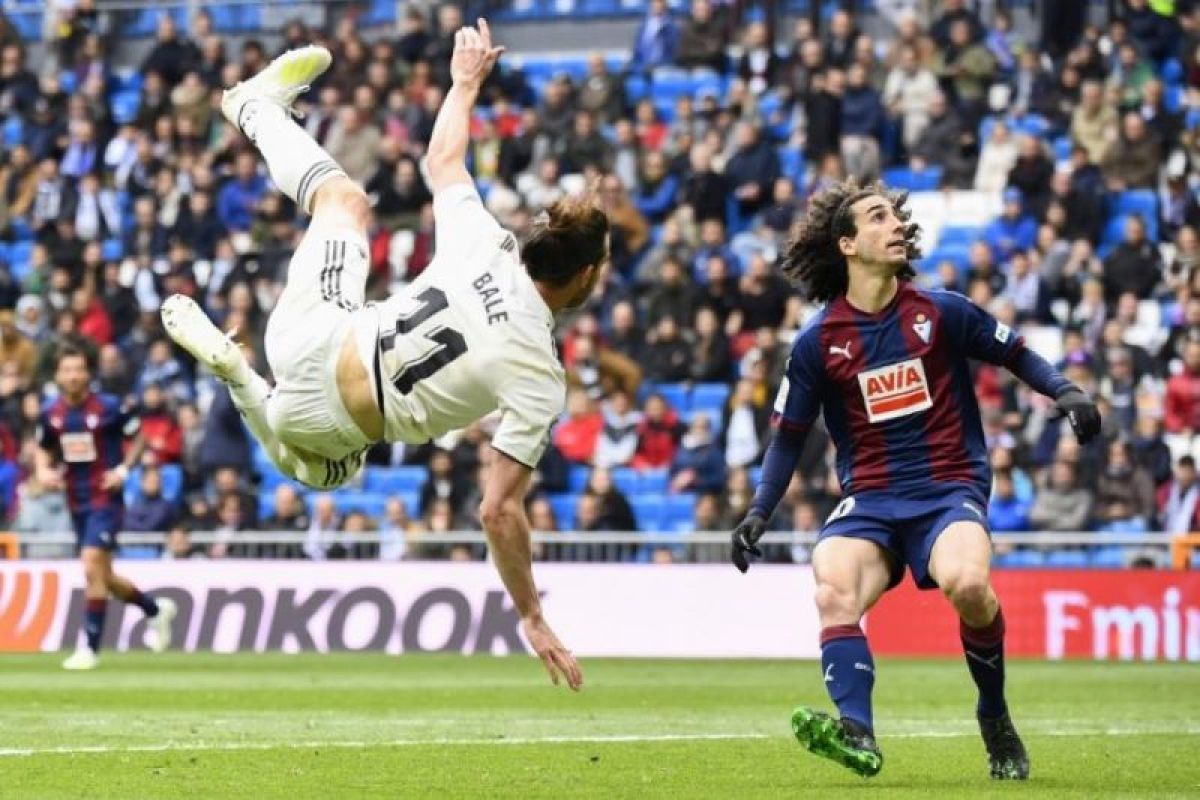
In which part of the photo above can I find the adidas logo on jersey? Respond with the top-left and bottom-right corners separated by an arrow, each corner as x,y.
857,358 -> 933,423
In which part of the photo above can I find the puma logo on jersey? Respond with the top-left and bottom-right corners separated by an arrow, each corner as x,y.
829,341 -> 853,360
857,358 -> 933,423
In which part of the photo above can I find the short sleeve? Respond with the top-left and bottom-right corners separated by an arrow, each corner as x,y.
936,290 -> 1024,367
433,183 -> 502,261
491,355 -> 565,469
772,332 -> 823,431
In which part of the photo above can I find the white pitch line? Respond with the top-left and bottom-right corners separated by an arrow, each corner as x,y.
0,733 -> 769,757
0,727 -> 1196,757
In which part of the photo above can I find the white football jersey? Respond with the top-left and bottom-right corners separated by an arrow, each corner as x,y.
349,184 -> 565,468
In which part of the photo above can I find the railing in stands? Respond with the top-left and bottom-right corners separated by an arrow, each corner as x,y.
9,530 -> 1191,568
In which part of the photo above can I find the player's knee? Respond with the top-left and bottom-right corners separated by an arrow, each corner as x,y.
313,178 -> 370,228
814,581 -> 861,622
940,569 -> 991,612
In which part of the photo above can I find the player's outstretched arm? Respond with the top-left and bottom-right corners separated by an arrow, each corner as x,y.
425,18 -> 504,194
480,448 -> 583,691
732,422 -> 809,573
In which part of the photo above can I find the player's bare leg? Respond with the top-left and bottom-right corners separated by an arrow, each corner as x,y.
790,537 -> 891,777
107,572 -> 176,653
63,547 -> 110,669
929,521 -> 1029,780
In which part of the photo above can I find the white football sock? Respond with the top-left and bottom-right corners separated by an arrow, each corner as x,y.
240,101 -> 346,215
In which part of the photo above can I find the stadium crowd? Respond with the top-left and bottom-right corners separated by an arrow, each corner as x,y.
0,0 -> 1198,563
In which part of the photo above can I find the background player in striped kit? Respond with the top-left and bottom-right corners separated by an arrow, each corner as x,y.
730,180 -> 1100,779
36,344 -> 176,669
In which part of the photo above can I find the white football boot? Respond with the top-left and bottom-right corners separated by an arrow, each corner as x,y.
160,294 -> 244,386
149,597 -> 177,654
62,648 -> 99,670
221,45 -> 332,137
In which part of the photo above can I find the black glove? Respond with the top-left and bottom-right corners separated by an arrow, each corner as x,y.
731,513 -> 767,573
1055,387 -> 1101,445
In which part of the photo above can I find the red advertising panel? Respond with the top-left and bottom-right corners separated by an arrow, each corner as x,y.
867,570 -> 1200,661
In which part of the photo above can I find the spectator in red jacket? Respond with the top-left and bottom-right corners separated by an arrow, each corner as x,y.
1165,340 -> 1200,435
554,388 -> 603,465
631,393 -> 683,471
139,382 -> 183,464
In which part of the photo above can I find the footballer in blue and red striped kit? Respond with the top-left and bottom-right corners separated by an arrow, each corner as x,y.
35,343 -> 176,670
729,181 -> 1100,780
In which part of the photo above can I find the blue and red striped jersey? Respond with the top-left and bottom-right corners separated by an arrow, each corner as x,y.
774,282 -> 1029,497
37,392 -> 138,513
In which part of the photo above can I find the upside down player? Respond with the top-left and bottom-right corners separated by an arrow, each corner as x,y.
730,181 -> 1100,779
36,344 -> 177,669
161,21 -> 591,689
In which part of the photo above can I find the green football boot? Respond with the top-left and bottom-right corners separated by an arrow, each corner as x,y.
790,706 -> 883,778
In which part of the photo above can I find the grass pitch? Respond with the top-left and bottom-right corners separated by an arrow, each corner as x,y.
1,654 -> 1196,798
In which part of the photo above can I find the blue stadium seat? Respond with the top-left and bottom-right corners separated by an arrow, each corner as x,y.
101,239 -> 123,262
547,493 -> 578,529
644,382 -> 689,413
625,74 -> 650,103
364,0 -> 399,24
1090,546 -> 1128,568
112,91 -> 141,125
993,549 -> 1046,568
691,383 -> 730,416
10,12 -> 41,41
664,493 -> 696,531
114,69 -> 142,95
937,226 -> 982,248
121,9 -> 158,37
9,241 -> 33,275
119,546 -> 160,559
123,464 -> 183,506
325,491 -> 387,519
610,467 -> 640,496
1052,135 -> 1073,162
9,218 -> 31,242
882,166 -> 942,192
648,67 -> 692,98
3,117 -> 22,148
1162,57 -> 1184,84
921,245 -> 971,271
567,465 -> 591,492
58,72 -> 77,94
1111,189 -> 1158,221
1165,85 -> 1183,113
638,469 -> 669,493
777,147 -> 806,188
630,494 -> 665,530
1043,549 -> 1090,568
363,466 -> 429,494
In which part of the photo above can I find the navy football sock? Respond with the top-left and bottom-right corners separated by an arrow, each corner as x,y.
961,608 -> 1008,719
820,624 -> 876,733
127,588 -> 159,618
84,597 -> 106,653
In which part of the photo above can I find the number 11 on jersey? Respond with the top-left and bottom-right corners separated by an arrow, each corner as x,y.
379,287 -> 468,395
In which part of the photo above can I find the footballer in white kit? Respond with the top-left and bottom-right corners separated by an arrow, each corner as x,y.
162,21 -> 603,690
360,183 -> 564,473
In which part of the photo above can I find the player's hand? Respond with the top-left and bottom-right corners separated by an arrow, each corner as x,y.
1054,387 -> 1101,445
522,615 -> 582,692
101,466 -> 128,492
731,513 -> 767,573
450,18 -> 504,90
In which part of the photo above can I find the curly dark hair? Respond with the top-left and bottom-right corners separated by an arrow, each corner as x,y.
779,179 -> 921,303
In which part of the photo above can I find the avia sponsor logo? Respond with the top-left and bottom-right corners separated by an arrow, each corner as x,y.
0,570 -> 59,651
857,358 -> 932,423
1044,588 -> 1200,661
